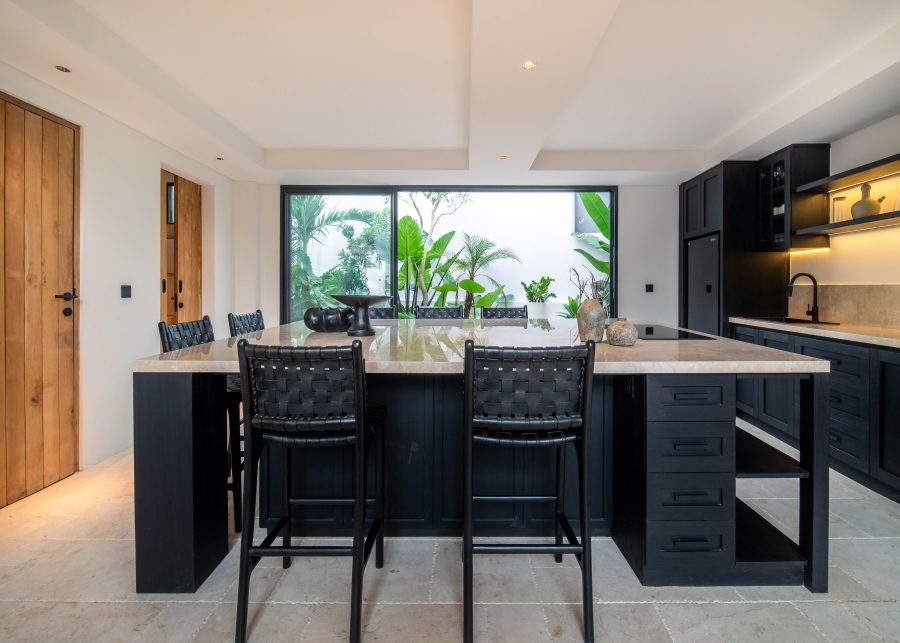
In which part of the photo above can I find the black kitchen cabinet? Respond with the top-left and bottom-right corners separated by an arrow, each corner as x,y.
731,323 -> 900,501
871,350 -> 900,490
731,326 -> 759,416
679,161 -> 790,336
756,145 -> 830,251
686,234 -> 720,335
682,166 -> 723,239
757,331 -> 795,438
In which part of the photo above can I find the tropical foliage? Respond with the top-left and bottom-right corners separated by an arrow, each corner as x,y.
287,194 -> 388,320
521,276 -> 557,303
453,234 -> 520,318
572,192 -> 612,311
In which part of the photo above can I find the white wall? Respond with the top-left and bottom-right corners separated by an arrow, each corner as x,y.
0,61 -> 234,468
233,184 -> 680,324
792,112 -> 900,284
616,186 -> 679,325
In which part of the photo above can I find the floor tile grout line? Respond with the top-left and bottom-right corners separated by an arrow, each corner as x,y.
791,600 -> 833,643
652,602 -> 677,643
426,539 -> 438,602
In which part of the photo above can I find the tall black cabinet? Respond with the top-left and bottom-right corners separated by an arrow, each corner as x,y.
678,144 -> 831,335
679,162 -> 788,335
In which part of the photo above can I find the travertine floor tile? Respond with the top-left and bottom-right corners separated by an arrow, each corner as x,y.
0,601 -> 163,641
656,602 -> 826,643
196,602 -> 315,642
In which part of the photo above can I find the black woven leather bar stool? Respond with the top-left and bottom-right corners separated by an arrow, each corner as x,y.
234,340 -> 386,643
158,316 -> 244,533
368,305 -> 397,319
481,305 -> 527,319
415,305 -> 462,319
228,309 -> 265,336
462,340 -> 596,643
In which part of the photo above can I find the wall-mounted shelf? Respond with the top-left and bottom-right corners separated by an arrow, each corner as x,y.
795,210 -> 900,237
795,152 -> 900,194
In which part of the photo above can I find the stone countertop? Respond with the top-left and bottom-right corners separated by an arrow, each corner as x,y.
729,317 -> 900,350
134,319 -> 828,375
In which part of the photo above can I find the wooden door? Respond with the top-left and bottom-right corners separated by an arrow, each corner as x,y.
175,175 -> 201,322
1,95 -> 79,507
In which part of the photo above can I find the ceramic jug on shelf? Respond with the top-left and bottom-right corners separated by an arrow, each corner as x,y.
851,182 -> 886,219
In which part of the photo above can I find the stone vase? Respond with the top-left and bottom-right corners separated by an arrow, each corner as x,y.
607,318 -> 638,346
576,298 -> 607,343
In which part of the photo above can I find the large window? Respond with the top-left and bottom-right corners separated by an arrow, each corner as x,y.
281,187 -> 616,323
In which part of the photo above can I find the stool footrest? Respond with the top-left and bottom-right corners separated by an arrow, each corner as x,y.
472,543 -> 583,555
288,497 -> 376,507
249,545 -> 353,558
473,495 -> 557,503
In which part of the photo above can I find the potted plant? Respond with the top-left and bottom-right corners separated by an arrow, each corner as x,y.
521,276 -> 557,319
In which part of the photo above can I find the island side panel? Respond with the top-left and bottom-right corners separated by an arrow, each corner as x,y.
133,372 -> 228,593
259,374 -> 612,536
798,372 -> 830,592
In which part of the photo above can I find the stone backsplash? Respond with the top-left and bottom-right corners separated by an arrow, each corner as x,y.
788,284 -> 900,328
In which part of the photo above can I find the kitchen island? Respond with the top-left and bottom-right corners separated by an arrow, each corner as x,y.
133,319 -> 829,594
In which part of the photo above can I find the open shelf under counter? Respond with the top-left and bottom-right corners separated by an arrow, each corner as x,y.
736,428 -> 808,479
734,499 -> 806,585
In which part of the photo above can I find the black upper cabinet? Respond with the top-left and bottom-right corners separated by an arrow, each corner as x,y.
756,144 -> 830,251
682,166 -> 723,239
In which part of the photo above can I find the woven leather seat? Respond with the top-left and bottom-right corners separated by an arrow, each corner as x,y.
480,305 -> 528,319
415,305 -> 463,319
158,316 -> 244,533
235,340 -> 385,643
368,305 -> 397,319
228,309 -> 265,336
463,340 -> 596,643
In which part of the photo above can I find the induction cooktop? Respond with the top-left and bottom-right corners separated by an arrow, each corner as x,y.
634,324 -> 713,340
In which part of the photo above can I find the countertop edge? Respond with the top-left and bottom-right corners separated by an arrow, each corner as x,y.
729,317 -> 900,350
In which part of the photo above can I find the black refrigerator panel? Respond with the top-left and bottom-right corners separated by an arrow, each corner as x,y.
686,234 -> 720,335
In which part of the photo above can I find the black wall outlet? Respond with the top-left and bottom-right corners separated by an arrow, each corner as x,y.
121,284 -> 132,299
645,283 -> 654,293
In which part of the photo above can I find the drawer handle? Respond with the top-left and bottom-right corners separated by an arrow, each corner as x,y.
672,441 -> 710,452
672,537 -> 709,545
663,536 -> 721,553
832,358 -> 842,366
829,395 -> 841,404
669,491 -> 712,503
673,392 -> 710,401
830,434 -> 841,444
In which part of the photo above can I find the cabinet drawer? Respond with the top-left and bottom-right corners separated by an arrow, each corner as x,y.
794,336 -> 869,389
646,422 -> 735,473
827,384 -> 868,421
645,521 -> 735,568
829,427 -> 868,472
731,325 -> 758,344
647,473 -> 735,521
646,376 -> 736,422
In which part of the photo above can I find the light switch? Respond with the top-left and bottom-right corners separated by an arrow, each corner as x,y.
121,284 -> 132,299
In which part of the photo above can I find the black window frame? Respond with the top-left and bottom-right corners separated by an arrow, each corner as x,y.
280,185 -> 618,324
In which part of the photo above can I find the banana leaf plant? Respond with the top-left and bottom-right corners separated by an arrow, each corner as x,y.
573,192 -> 612,310
397,215 -> 459,314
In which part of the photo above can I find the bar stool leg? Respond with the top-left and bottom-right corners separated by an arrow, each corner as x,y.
282,446 -> 292,569
228,398 -> 242,533
463,437 -> 474,643
576,440 -> 594,643
555,444 -> 566,563
235,447 -> 260,643
376,423 -> 385,569
349,445 -> 367,643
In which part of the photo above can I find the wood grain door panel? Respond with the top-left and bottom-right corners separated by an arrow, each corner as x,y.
1,95 -> 79,506
174,175 -> 201,322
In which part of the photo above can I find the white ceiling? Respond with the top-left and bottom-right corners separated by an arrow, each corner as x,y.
2,0 -> 900,185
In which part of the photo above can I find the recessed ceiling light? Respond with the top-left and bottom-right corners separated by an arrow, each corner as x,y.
521,61 -> 536,71
216,157 -> 224,161
498,154 -> 509,161
54,65 -> 71,73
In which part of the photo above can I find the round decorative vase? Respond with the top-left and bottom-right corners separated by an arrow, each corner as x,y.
576,299 -> 607,343
851,183 -> 886,219
606,318 -> 638,347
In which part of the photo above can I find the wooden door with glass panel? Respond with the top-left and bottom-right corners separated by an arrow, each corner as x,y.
160,170 -> 201,324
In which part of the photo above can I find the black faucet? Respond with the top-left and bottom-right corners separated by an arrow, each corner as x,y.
786,272 -> 820,322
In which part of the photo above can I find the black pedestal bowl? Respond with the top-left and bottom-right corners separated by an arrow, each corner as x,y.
331,294 -> 392,337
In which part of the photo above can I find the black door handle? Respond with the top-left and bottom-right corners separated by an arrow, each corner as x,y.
161,279 -> 167,294
55,291 -> 77,302
63,307 -> 73,317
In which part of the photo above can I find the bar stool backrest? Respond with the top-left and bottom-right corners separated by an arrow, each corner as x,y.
415,306 -> 463,319
464,341 -> 596,438
481,306 -> 527,319
158,315 -> 215,352
237,341 -> 366,438
368,305 -> 397,319
228,309 -> 266,336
